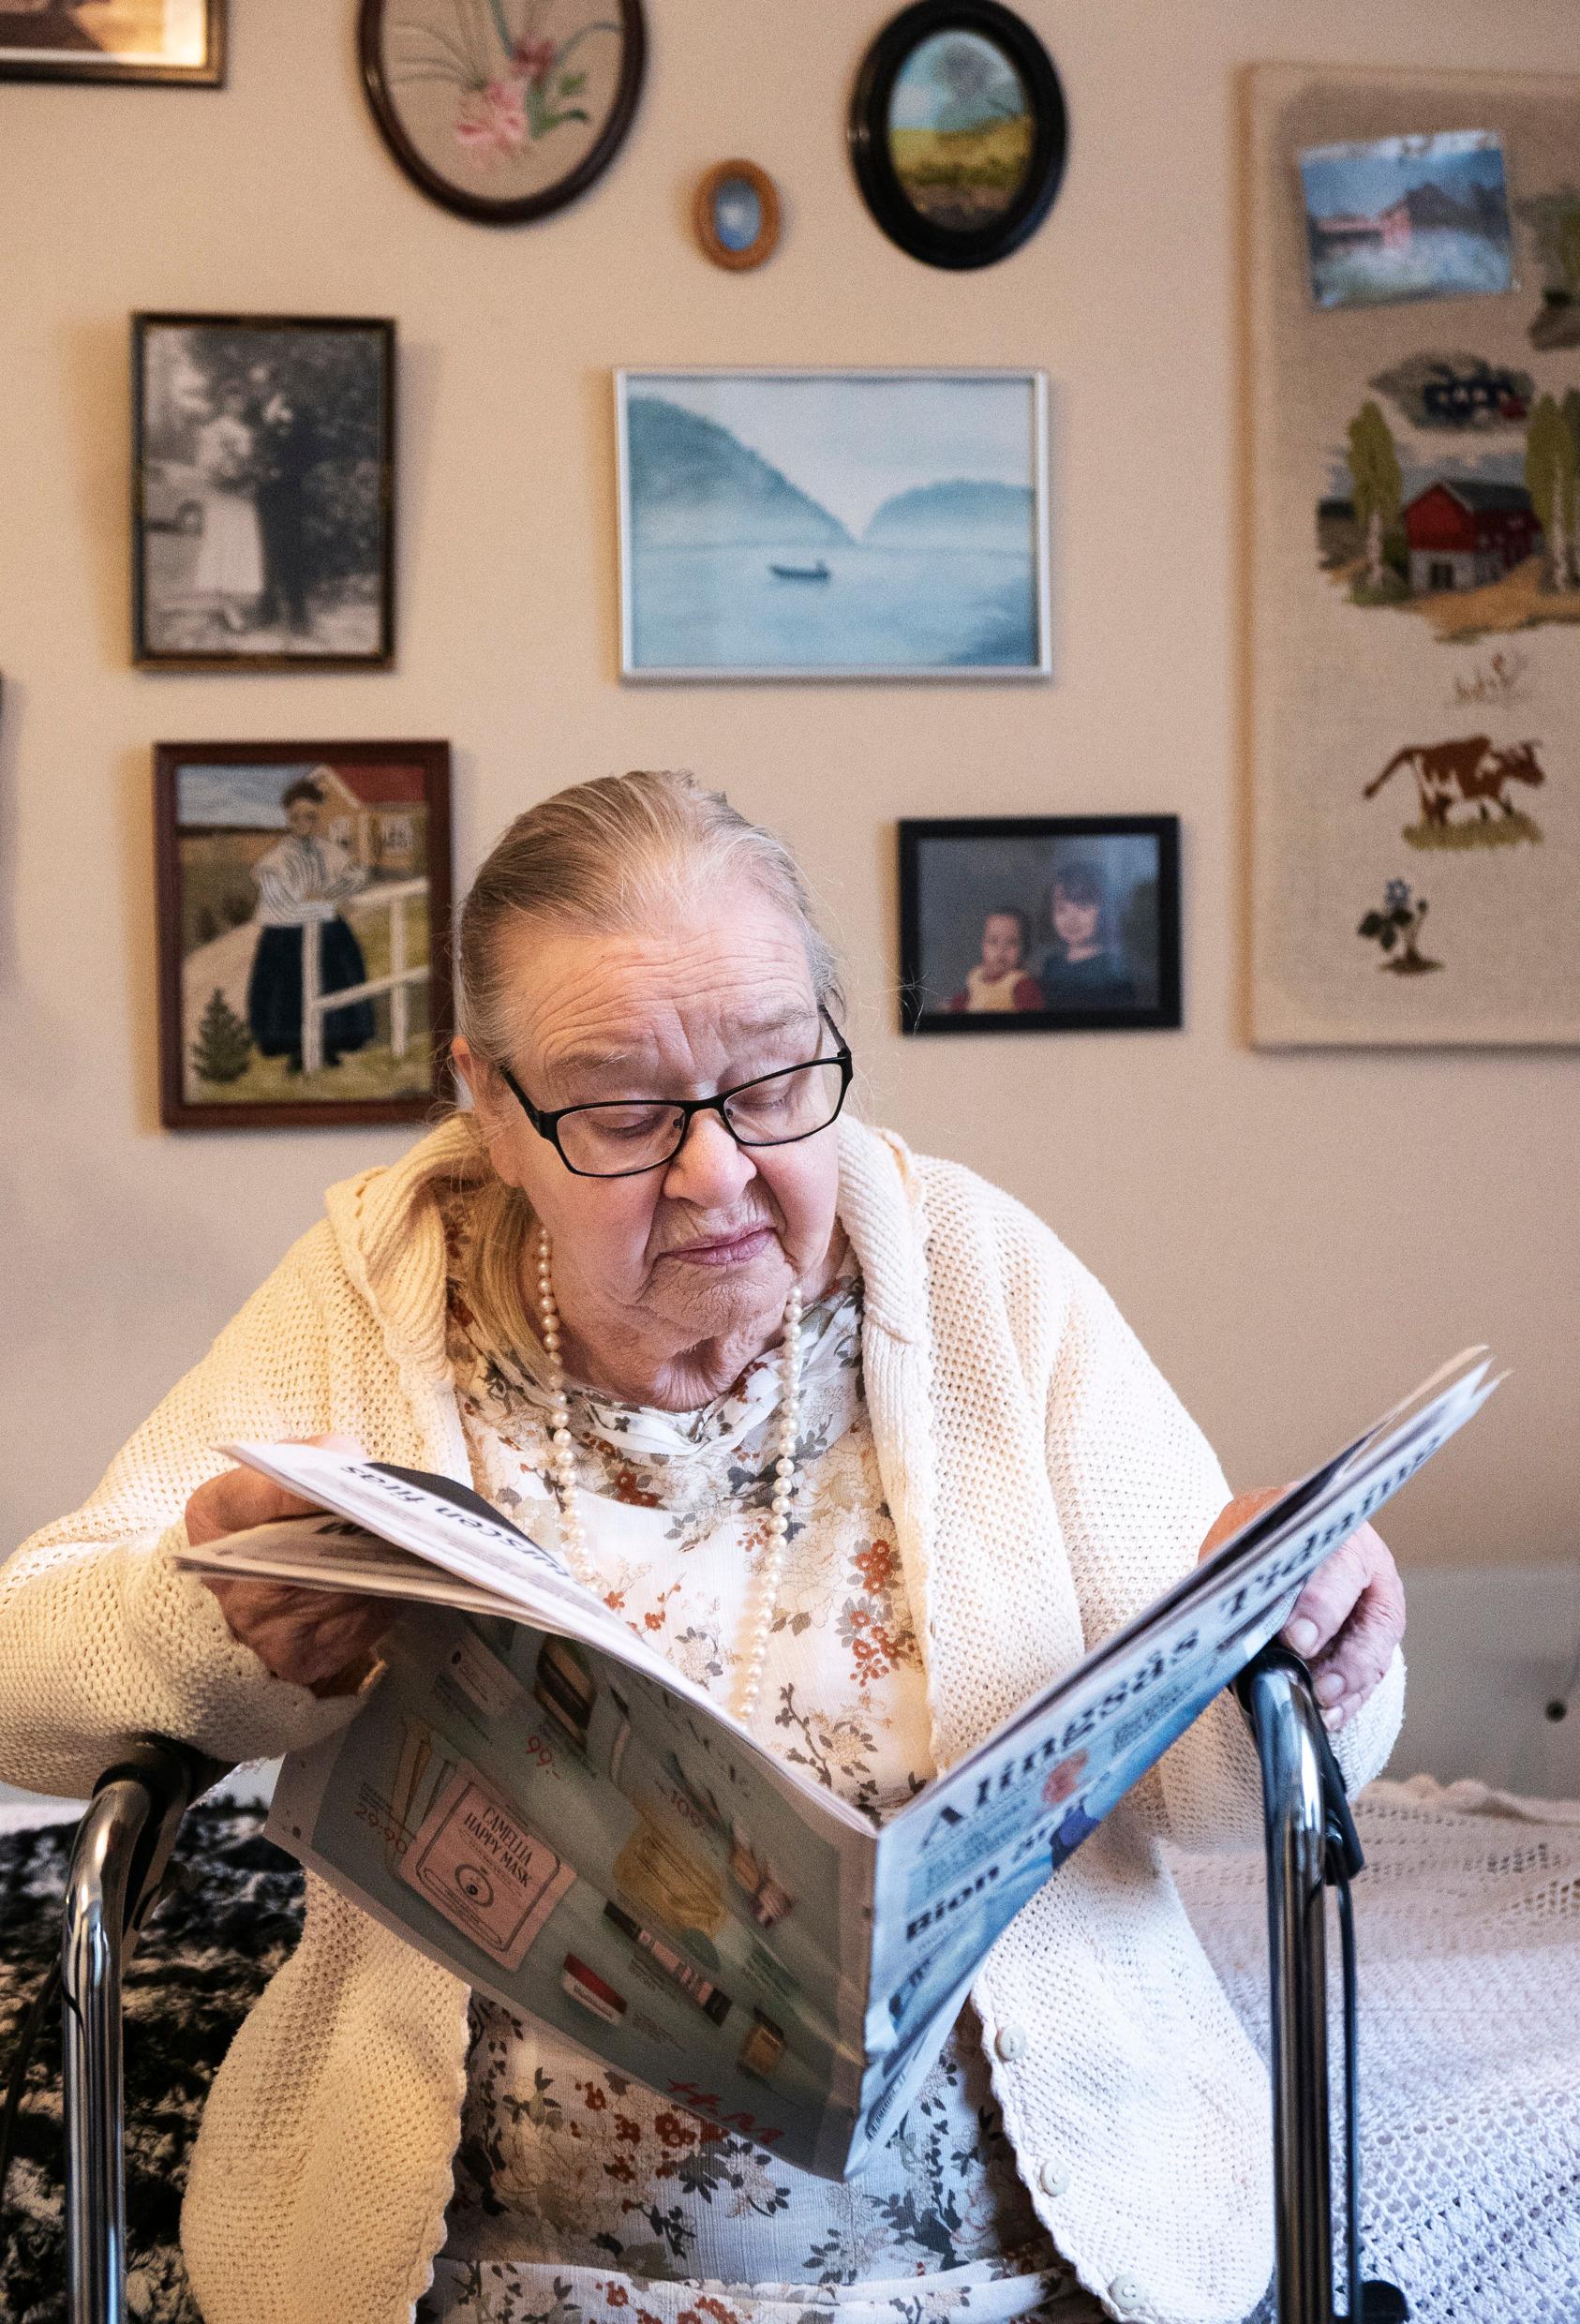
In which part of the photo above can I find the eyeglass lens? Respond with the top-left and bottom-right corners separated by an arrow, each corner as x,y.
557,1058 -> 846,1176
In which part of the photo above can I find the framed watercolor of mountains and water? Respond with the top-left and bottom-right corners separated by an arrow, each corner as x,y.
615,368 -> 1051,681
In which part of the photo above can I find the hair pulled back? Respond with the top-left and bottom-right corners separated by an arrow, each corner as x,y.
457,768 -> 840,1065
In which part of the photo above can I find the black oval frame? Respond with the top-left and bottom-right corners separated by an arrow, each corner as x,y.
358,0 -> 646,227
848,0 -> 1066,271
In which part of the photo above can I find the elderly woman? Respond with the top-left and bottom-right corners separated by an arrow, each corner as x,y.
0,773 -> 1406,2324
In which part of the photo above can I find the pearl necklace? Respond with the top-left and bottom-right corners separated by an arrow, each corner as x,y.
533,1227 -> 803,1726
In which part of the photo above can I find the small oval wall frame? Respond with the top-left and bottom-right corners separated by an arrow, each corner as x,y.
694,160 -> 782,271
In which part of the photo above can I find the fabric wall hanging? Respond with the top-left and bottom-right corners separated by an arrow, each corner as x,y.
1248,64 -> 1580,1046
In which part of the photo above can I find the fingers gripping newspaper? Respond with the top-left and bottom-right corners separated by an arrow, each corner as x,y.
179,1348 -> 1498,2181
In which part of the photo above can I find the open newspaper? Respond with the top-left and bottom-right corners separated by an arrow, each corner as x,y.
178,1347 -> 1498,2180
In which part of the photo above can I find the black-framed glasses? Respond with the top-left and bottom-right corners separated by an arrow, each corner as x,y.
499,1006 -> 854,1179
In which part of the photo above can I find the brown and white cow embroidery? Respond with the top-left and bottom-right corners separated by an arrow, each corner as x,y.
1363,734 -> 1546,843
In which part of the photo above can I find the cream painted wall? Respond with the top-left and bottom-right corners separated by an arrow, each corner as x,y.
2,1 -> 1576,1579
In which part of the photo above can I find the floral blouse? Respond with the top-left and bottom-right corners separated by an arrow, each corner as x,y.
418,1211 -> 1100,2324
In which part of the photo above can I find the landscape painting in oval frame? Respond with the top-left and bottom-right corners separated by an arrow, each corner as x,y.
848,0 -> 1066,270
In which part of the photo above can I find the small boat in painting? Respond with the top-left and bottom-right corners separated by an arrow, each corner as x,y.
768,559 -> 831,582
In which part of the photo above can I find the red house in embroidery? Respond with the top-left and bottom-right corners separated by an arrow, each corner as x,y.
1402,479 -> 1543,595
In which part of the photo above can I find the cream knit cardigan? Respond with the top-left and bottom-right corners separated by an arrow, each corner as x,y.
0,1118 -> 1403,2324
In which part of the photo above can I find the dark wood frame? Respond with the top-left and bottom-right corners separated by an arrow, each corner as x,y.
898,815 -> 1182,1034
0,0 -> 224,84
131,312 -> 396,672
155,740 -> 454,1129
358,0 -> 646,226
694,159 -> 782,271
848,0 -> 1067,272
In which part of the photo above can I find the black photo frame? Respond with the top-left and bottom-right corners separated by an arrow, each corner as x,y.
358,0 -> 646,227
898,816 -> 1182,1034
131,312 -> 396,672
848,0 -> 1067,271
0,0 -> 224,85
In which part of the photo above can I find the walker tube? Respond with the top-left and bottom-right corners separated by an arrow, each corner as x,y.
61,1778 -> 154,2324
1241,1657 -> 1334,2324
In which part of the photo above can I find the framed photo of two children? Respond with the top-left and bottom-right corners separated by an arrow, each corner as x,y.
899,816 -> 1182,1033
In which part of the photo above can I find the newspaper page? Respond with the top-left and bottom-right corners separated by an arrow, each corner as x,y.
270,1611 -> 873,2174
181,1346 -> 1498,2179
849,1345 -> 1498,2165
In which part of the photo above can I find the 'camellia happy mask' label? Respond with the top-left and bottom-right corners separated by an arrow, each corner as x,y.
401,1758 -> 574,1971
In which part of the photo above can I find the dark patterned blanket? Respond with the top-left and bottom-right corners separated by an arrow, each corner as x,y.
0,1803 -> 304,2324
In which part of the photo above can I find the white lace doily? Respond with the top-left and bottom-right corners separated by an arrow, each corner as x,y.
1171,1776 -> 1580,2322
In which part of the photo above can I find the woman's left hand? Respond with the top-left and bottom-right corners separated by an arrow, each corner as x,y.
1197,1491 -> 1406,1732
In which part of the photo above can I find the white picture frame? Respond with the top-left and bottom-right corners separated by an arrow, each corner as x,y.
616,366 -> 1052,682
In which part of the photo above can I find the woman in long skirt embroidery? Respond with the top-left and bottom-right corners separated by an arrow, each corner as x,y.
190,386 -> 266,635
246,774 -> 378,1075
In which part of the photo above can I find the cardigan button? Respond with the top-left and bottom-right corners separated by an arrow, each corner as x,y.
1108,2274 -> 1147,2317
1036,2159 -> 1070,2197
993,2022 -> 1027,2062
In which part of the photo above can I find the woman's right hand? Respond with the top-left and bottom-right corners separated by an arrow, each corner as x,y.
186,1437 -> 399,1697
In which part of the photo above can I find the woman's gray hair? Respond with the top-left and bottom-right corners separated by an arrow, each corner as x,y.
456,768 -> 842,1065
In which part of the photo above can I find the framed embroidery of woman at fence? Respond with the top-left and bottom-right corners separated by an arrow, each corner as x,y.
155,742 -> 454,1130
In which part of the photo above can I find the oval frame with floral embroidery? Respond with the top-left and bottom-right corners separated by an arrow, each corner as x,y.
359,0 -> 646,227
849,0 -> 1067,271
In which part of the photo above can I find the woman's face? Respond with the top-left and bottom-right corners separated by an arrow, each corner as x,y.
287,798 -> 320,838
980,913 -> 1023,976
1051,887 -> 1100,954
456,886 -> 843,1395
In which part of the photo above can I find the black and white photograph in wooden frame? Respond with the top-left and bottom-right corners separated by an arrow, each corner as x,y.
899,816 -> 1182,1033
133,314 -> 395,670
0,0 -> 223,84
